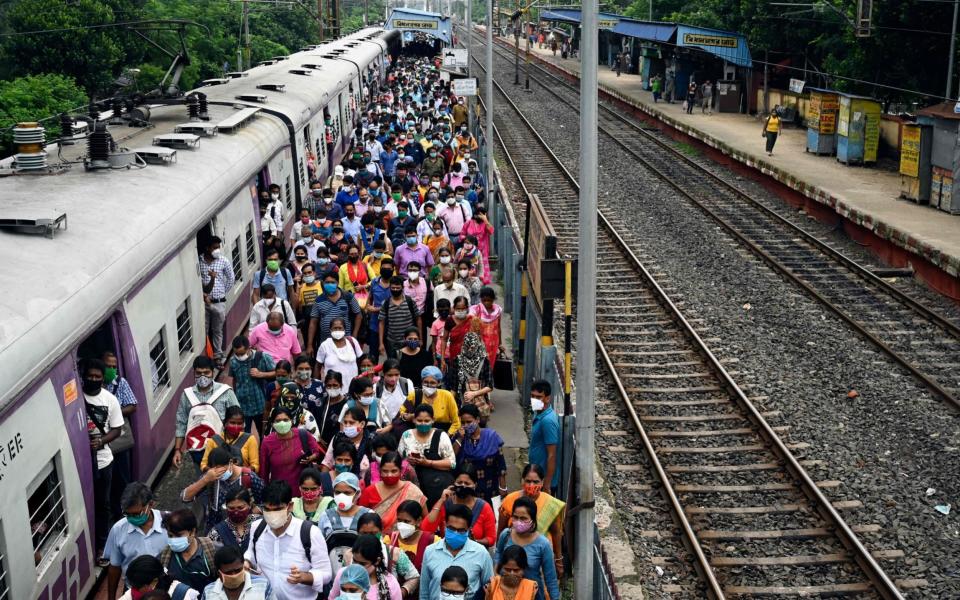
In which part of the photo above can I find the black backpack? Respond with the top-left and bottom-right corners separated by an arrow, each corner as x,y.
211,432 -> 251,464
415,429 -> 455,506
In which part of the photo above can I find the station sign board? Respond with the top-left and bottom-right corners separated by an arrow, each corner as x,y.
525,194 -> 575,308
394,19 -> 438,29
443,48 -> 468,68
682,32 -> 737,48
900,124 -> 921,177
452,77 -> 478,96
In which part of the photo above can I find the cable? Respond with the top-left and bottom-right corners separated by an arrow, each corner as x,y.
758,14 -> 954,36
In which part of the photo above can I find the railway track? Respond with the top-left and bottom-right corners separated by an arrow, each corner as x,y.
475,42 -> 910,598
475,33 -> 960,412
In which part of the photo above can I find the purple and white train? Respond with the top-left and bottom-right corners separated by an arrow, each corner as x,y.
0,26 -> 399,599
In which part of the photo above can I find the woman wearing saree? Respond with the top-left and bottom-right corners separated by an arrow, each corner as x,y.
497,464 -> 566,577
459,207 -> 494,286
440,296 -> 476,388
358,451 -> 427,533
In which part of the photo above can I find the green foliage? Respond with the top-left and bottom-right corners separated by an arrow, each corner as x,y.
0,73 -> 88,153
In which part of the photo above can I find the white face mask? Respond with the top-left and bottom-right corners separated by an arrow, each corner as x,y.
334,493 -> 354,511
440,256 -> 451,264
395,522 -> 417,539
331,330 -> 346,341
263,509 -> 288,529
359,395 -> 375,406
234,352 -> 249,362
342,593 -> 363,600
440,593 -> 465,600
454,310 -> 468,319
530,398 -> 545,412
408,271 -> 420,281
211,249 -> 223,259
422,386 -> 437,396
458,269 -> 469,278
446,197 -> 456,205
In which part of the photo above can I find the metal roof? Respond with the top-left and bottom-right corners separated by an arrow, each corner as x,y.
0,28 -> 392,410
386,8 -> 452,44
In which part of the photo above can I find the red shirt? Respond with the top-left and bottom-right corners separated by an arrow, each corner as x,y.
422,498 -> 497,546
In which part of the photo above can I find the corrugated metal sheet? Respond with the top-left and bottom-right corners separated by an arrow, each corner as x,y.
611,20 -> 676,42
386,8 -> 452,44
540,9 -> 623,27
676,24 -> 752,67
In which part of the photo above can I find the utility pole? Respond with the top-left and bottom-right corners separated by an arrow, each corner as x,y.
467,0 -> 474,135
364,0 -> 368,26
575,0 -> 598,596
485,0 -> 493,226
514,1 -> 520,85
948,0 -> 958,100
243,0 -> 251,70
763,48 -> 769,114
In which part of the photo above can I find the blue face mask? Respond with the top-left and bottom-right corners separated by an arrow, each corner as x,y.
318,258 -> 330,265
323,282 -> 338,295
168,536 -> 190,553
406,236 -> 417,246
444,528 -> 468,550
220,468 -> 234,482
334,463 -> 351,474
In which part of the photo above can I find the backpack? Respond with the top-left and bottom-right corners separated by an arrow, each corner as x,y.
415,429 -> 455,505
252,518 -> 314,565
183,386 -> 230,451
170,582 -> 192,600
211,433 -> 251,464
323,507 -> 361,572
375,377 -> 410,399
444,497 -> 487,528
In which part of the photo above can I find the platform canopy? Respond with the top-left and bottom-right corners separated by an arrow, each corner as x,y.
540,9 -> 753,68
386,8 -> 452,44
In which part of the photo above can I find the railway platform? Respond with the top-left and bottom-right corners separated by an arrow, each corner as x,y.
497,34 -> 960,299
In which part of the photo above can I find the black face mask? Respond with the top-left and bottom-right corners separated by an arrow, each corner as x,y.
381,269 -> 394,279
453,485 -> 475,498
391,289 -> 403,298
82,378 -> 102,396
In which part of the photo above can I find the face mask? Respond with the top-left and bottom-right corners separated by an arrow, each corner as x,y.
439,256 -> 451,264
266,259 -> 280,271
326,386 -> 342,399
220,468 -> 235,482
444,528 -> 468,550
269,326 -> 283,336
464,422 -> 479,435
272,420 -> 293,435
416,423 -> 434,435
319,258 -> 330,265
334,463 -> 351,474
196,375 -> 213,389
168,536 -> 190,553
211,249 -> 224,260
271,193 -> 280,201
343,425 -> 360,438
220,569 -> 246,589
406,236 -> 418,246
126,511 -> 150,527
263,509 -> 289,529
380,268 -> 393,279
103,367 -> 118,385
440,593 -> 465,600
342,593 -> 363,600
348,255 -> 359,263
454,310 -> 468,320
446,197 -> 456,205
396,521 -> 417,539
300,488 -> 322,502
225,422 -> 246,438
458,269 -> 469,278
391,289 -> 403,298
323,282 -> 338,295
454,485 -> 475,498
324,197 -> 334,204
296,369 -> 312,381
523,482 -> 542,496
334,493 -> 354,510
512,518 -> 535,534
429,152 -> 437,158
303,275 -> 316,284
227,506 -> 251,523
398,211 -> 409,219
405,339 -> 420,349
530,398 -> 545,412
82,378 -> 102,396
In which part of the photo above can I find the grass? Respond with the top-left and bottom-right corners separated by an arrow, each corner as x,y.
675,141 -> 700,156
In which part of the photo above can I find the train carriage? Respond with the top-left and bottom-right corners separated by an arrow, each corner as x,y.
0,27 -> 399,599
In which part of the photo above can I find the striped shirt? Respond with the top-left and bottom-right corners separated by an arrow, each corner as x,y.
383,296 -> 418,344
310,291 -> 362,342
200,256 -> 235,300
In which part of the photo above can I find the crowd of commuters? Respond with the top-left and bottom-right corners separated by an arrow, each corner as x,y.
83,53 -> 566,600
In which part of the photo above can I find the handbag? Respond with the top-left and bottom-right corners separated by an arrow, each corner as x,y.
493,351 -> 515,391
110,416 -> 135,454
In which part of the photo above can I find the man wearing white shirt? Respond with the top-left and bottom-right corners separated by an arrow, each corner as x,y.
265,183 -> 284,233
434,267 -> 469,318
244,481 -> 332,600
364,134 -> 384,162
82,359 -> 124,554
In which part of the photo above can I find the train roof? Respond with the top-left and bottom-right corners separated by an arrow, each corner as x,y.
0,28 -> 393,410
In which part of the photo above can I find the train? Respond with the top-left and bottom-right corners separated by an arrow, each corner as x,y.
0,26 -> 399,599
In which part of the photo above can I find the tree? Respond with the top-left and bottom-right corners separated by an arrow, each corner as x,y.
0,73 -> 88,154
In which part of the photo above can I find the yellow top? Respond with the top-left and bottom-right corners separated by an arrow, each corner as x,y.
338,262 -> 375,293
765,115 -> 781,133
200,432 -> 260,471
400,389 -> 461,435
298,282 -> 323,310
363,253 -> 393,278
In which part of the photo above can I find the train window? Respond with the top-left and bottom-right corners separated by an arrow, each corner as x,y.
231,237 -> 243,282
0,546 -> 8,600
175,300 -> 193,357
245,222 -> 257,265
28,460 -> 67,572
284,176 -> 292,210
148,330 -> 170,394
